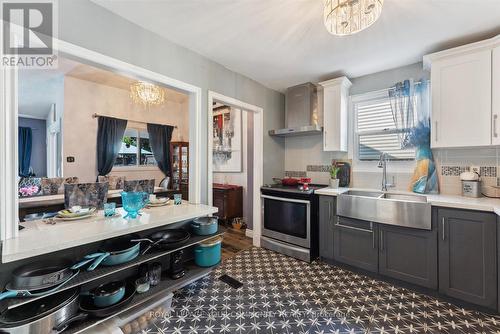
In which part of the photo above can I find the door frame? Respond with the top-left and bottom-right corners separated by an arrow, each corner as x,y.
0,39 -> 203,240
207,91 -> 263,247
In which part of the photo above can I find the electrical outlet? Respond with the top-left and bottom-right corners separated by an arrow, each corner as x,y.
470,165 -> 480,174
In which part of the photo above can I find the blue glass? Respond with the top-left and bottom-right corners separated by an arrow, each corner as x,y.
104,202 -> 116,217
121,192 -> 144,219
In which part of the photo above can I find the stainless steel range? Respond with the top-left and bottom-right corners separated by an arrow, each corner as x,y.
260,184 -> 325,262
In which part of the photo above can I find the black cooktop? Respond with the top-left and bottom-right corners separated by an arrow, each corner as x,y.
261,184 -> 327,195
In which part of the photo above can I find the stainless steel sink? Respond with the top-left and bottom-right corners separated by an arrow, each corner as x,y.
337,190 -> 431,230
381,193 -> 427,202
342,190 -> 383,198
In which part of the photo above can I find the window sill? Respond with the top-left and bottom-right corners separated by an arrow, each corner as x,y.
112,166 -> 160,172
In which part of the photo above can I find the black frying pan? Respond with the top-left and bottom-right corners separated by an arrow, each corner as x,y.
132,229 -> 190,254
79,281 -> 136,318
6,259 -> 74,292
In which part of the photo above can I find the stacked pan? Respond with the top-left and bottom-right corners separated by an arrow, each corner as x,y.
0,259 -> 81,334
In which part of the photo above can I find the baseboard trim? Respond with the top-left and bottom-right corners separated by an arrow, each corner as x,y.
245,229 -> 253,238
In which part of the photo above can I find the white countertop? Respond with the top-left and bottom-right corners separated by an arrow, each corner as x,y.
3,202 -> 218,263
316,187 -> 500,215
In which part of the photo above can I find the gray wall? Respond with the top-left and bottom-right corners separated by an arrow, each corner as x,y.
18,117 -> 47,177
58,1 -> 285,203
350,62 -> 429,96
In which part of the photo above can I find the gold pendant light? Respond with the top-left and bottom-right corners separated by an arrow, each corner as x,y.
130,81 -> 165,107
324,0 -> 384,36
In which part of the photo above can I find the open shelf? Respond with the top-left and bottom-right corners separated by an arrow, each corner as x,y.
65,262 -> 216,334
0,227 -> 225,311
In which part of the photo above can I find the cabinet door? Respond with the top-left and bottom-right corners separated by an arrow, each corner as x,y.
322,78 -> 350,152
379,224 -> 437,289
333,216 -> 378,272
493,46 -> 500,145
438,208 -> 497,308
319,196 -> 335,263
431,49 -> 492,148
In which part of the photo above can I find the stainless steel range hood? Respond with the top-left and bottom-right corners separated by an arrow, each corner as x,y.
269,82 -> 322,137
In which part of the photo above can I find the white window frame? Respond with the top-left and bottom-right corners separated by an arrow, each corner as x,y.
351,89 -> 415,172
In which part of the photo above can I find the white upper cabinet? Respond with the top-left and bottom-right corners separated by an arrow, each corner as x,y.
319,77 -> 352,152
493,46 -> 500,145
424,35 -> 499,148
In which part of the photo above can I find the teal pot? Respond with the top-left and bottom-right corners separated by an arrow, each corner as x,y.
191,217 -> 218,235
82,281 -> 125,308
194,237 -> 222,267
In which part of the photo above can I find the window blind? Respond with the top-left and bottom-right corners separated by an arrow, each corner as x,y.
356,97 -> 415,161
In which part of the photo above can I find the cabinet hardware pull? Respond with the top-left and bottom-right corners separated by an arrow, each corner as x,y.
334,222 -> 373,233
494,115 -> 498,138
441,217 -> 445,241
434,121 -> 438,142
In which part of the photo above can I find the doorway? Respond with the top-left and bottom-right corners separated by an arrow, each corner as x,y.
0,39 -> 203,240
207,91 -> 263,247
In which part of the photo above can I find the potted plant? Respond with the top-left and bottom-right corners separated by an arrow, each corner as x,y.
330,162 -> 340,188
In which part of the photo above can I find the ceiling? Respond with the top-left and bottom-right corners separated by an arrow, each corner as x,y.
93,0 -> 500,92
66,63 -> 188,103
19,57 -> 188,119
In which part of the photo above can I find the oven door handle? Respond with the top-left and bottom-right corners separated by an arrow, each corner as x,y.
261,195 -> 311,204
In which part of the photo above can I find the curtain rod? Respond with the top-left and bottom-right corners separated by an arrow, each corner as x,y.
92,113 -> 178,129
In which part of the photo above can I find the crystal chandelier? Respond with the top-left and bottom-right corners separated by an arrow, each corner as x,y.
130,81 -> 165,107
324,0 -> 384,36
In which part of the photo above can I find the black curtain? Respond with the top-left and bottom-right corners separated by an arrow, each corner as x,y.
97,116 -> 127,176
18,127 -> 32,177
147,123 -> 174,177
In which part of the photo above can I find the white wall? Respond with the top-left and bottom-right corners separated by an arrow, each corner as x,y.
63,76 -> 188,184
59,1 -> 285,203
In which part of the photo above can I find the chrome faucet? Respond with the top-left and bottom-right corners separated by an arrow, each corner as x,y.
378,153 -> 393,191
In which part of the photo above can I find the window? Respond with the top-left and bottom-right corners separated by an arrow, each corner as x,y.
354,92 -> 415,161
114,128 -> 156,167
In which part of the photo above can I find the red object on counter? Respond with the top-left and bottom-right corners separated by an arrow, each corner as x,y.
299,177 -> 312,184
282,178 -> 299,186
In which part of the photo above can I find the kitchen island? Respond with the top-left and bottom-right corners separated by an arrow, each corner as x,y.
3,202 -> 218,263
0,202 -> 221,334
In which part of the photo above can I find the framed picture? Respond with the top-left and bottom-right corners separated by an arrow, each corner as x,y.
213,106 -> 242,172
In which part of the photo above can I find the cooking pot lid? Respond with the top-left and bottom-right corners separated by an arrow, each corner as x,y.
193,217 -> 218,225
198,236 -> 223,247
0,288 -> 78,327
93,281 -> 125,297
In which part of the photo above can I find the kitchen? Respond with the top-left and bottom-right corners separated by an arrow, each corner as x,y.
1,1 -> 500,333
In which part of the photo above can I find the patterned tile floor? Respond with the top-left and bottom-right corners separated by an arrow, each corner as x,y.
149,247 -> 500,334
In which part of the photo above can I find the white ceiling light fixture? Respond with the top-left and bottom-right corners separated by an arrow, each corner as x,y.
130,81 -> 165,107
324,0 -> 384,36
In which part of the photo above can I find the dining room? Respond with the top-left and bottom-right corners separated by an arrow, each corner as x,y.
17,56 -> 191,225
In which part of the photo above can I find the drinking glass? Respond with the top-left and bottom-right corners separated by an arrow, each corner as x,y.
174,193 -> 182,205
104,202 -> 116,217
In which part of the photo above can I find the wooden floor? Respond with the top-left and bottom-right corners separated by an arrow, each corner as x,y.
221,226 -> 253,261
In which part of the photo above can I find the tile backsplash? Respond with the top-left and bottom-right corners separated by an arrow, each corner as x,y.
284,133 -> 500,195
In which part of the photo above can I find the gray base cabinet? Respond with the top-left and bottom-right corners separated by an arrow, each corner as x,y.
319,196 -> 335,262
333,216 -> 378,272
438,208 -> 497,309
379,223 -> 437,289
